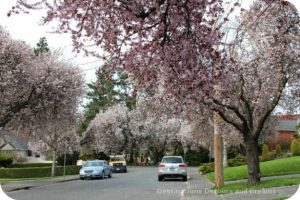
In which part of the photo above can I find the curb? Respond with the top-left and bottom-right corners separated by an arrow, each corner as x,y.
3,176 -> 80,192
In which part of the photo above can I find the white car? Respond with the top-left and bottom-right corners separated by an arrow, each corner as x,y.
79,160 -> 112,180
158,156 -> 187,181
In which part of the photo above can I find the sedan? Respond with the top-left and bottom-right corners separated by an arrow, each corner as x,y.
158,156 -> 187,181
79,160 -> 112,180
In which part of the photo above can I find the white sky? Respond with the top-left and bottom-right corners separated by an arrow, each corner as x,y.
0,0 -> 300,83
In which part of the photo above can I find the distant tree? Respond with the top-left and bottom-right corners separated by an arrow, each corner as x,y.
34,37 -> 49,56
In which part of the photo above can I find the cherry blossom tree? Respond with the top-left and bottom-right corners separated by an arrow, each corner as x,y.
13,0 -> 300,184
210,0 -> 300,184
0,28 -> 84,138
27,54 -> 84,176
84,104 -> 129,155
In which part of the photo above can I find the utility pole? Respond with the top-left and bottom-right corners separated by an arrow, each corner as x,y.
63,142 -> 67,178
213,85 -> 224,187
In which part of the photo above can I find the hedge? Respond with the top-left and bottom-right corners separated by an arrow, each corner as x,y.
0,165 -> 81,179
8,163 -> 52,168
0,153 -> 13,168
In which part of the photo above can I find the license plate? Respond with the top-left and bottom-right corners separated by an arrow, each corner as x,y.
116,168 -> 120,170
170,168 -> 175,171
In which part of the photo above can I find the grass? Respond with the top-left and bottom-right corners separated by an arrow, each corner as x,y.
215,177 -> 300,195
206,156 -> 300,182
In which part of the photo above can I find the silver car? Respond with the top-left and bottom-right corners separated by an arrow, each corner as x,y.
79,160 -> 112,180
158,156 -> 187,181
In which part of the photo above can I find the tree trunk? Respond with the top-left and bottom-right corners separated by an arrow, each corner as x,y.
244,136 -> 261,184
51,151 -> 56,177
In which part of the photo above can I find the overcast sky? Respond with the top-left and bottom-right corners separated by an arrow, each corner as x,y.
0,0 -> 300,83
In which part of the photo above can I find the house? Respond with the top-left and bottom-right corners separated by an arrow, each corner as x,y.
267,114 -> 300,150
0,135 -> 29,158
0,134 -> 48,163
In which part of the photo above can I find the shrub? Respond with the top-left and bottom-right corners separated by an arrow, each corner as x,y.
0,165 -> 81,178
261,151 -> 276,161
291,139 -> 300,156
0,152 -> 13,167
184,149 -> 209,166
228,155 -> 246,167
227,146 -> 243,159
199,162 -> 214,174
57,152 -> 79,166
79,151 -> 95,161
262,144 -> 270,160
275,144 -> 282,157
281,152 -> 293,158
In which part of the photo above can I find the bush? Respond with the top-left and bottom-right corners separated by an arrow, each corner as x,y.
291,139 -> 300,156
0,165 -> 81,178
0,152 -> 13,167
199,162 -> 214,174
261,144 -> 270,159
261,151 -> 276,161
57,152 -> 79,166
228,155 -> 246,167
227,146 -> 243,159
275,144 -> 282,157
185,149 -> 209,166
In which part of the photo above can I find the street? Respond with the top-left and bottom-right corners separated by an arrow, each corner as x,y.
5,167 -> 201,200
3,167 -> 299,200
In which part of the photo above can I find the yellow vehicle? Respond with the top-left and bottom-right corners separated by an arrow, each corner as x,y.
109,155 -> 127,173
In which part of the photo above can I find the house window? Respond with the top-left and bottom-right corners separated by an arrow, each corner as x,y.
27,150 -> 32,157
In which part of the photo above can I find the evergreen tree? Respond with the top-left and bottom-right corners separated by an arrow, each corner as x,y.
77,69 -> 135,135
34,37 -> 49,56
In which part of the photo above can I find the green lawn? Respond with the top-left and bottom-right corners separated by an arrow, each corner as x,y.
215,177 -> 300,194
207,156 -> 300,182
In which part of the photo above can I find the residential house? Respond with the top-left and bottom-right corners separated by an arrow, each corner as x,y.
267,114 -> 300,150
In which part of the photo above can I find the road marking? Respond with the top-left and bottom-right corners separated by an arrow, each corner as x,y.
180,189 -> 185,197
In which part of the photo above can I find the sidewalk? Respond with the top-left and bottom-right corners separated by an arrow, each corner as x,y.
1,175 -> 79,193
182,169 -> 300,200
181,168 -> 223,200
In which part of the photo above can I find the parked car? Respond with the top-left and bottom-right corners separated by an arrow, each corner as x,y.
79,160 -> 112,180
109,155 -> 127,173
158,156 -> 187,181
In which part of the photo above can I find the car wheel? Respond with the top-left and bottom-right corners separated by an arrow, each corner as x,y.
108,170 -> 112,178
183,176 -> 187,182
158,176 -> 163,181
101,171 -> 105,179
124,169 -> 127,173
80,177 -> 84,180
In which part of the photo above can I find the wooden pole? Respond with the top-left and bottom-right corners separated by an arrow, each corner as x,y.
213,85 -> 224,187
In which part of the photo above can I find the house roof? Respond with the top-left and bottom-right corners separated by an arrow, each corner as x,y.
277,120 -> 298,132
0,135 -> 28,150
275,114 -> 300,132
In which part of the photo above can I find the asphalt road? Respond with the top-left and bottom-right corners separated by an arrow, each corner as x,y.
5,167 -> 195,200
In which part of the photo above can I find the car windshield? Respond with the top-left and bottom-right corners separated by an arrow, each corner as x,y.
84,161 -> 103,167
110,157 -> 125,161
162,157 -> 183,163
